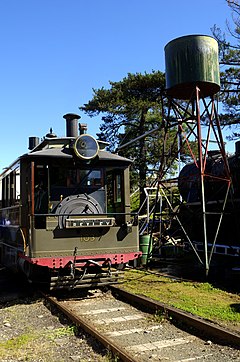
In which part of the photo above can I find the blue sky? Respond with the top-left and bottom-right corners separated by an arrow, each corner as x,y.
0,0 -> 233,171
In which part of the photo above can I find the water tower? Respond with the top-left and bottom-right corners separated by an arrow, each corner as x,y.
165,35 -> 220,99
162,35 -> 231,276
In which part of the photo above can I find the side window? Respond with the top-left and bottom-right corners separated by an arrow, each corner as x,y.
115,174 -> 122,203
106,170 -> 124,213
106,172 -> 114,212
34,165 -> 49,213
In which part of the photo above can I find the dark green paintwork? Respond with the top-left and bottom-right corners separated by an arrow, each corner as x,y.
165,35 -> 220,100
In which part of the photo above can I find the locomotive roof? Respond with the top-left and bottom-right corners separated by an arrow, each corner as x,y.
20,136 -> 132,164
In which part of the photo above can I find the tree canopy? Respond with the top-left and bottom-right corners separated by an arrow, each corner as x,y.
80,71 -> 183,208
212,0 -> 240,137
80,71 -> 165,145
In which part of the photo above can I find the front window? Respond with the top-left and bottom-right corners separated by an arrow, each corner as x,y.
34,164 -> 104,214
50,168 -> 103,202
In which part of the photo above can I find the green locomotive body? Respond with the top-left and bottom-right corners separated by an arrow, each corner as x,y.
0,114 -> 141,289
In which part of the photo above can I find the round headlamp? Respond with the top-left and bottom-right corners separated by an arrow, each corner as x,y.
74,134 -> 99,160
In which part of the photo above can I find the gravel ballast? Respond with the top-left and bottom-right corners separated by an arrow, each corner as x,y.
0,269 -> 108,362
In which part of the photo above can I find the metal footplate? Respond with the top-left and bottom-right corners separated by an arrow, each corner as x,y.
50,270 -> 124,290
49,256 -> 124,290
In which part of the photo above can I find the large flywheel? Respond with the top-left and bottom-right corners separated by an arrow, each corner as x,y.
55,194 -> 103,229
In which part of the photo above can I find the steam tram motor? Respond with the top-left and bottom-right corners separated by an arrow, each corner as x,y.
178,144 -> 240,262
0,113 -> 141,289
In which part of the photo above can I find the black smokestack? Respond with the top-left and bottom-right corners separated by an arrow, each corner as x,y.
63,113 -> 81,137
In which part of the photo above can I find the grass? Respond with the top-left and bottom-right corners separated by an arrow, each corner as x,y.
122,269 -> 240,327
0,326 -> 76,361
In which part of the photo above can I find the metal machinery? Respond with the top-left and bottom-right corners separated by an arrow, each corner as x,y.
148,35 -> 235,275
0,113 -> 141,289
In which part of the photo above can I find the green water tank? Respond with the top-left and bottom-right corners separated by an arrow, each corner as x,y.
165,35 -> 220,100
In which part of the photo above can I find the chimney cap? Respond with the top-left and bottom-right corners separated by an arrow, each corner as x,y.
63,113 -> 81,120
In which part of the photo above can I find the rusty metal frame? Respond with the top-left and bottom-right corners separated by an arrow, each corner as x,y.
153,87 -> 232,276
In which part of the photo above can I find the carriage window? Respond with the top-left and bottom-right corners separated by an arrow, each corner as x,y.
16,171 -> 20,200
1,166 -> 20,208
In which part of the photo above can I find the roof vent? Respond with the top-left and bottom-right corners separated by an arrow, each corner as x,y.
79,123 -> 87,135
45,127 -> 57,138
29,137 -> 40,150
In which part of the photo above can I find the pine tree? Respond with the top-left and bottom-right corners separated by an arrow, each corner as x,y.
212,0 -> 240,137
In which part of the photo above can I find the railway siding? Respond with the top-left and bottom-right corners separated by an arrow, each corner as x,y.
0,268 -> 239,361
111,285 -> 240,347
47,289 -> 240,362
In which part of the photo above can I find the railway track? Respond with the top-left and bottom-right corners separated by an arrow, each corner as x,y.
43,287 -> 240,362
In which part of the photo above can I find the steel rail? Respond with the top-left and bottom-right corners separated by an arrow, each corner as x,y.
43,293 -> 139,362
110,285 -> 240,348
